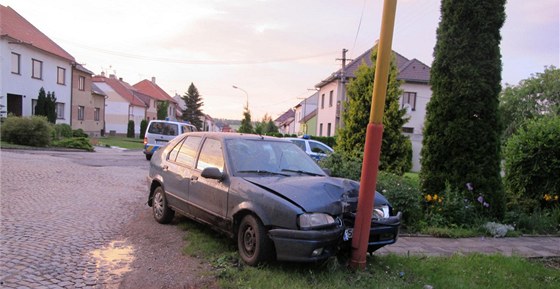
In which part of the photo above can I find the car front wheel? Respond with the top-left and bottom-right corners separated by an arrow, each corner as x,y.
145,154 -> 152,161
237,214 -> 273,266
152,186 -> 174,224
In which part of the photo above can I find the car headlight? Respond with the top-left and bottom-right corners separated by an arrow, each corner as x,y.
298,213 -> 336,230
373,205 -> 390,220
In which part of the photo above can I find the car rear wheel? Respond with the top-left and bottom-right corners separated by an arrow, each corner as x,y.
237,214 -> 272,266
152,186 -> 174,224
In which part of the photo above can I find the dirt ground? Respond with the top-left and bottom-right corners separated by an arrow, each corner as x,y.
117,205 -> 219,289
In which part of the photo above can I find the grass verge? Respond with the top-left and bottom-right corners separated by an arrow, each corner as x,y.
93,136 -> 144,150
178,218 -> 560,289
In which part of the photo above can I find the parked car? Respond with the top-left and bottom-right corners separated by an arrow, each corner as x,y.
285,136 -> 334,161
143,120 -> 196,160
147,132 -> 401,265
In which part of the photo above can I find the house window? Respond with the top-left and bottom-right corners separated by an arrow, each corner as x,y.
11,52 -> 21,74
402,127 -> 414,134
402,92 -> 417,111
78,106 -> 85,120
56,103 -> 65,119
319,123 -> 323,136
94,107 -> 100,121
321,94 -> 325,109
329,90 -> 333,107
32,59 -> 43,79
57,67 -> 66,85
78,76 -> 85,91
32,99 -> 38,115
327,123 -> 332,137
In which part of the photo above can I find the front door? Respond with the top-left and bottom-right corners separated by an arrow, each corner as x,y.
7,94 -> 22,116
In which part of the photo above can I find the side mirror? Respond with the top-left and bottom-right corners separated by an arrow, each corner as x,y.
201,167 -> 223,180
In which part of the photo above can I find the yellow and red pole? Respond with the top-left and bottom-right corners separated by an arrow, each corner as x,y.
349,0 -> 398,270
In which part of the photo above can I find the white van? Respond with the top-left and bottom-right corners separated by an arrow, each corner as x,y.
143,120 -> 196,160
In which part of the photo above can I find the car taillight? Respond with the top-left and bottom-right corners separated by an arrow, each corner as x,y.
143,137 -> 147,145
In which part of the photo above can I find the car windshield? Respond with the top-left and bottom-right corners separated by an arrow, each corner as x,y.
226,138 -> 326,176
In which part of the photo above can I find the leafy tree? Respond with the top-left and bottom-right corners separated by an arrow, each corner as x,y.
157,101 -> 170,120
35,87 -> 47,116
335,47 -> 412,175
500,66 -> 560,140
127,120 -> 135,138
504,116 -> 560,212
181,83 -> 204,130
421,0 -> 506,219
238,104 -> 253,133
46,91 -> 57,124
254,113 -> 278,135
140,119 -> 148,139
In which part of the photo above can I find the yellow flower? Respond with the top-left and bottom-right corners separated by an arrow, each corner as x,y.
433,194 -> 438,201
438,198 -> 443,204
544,194 -> 552,201
425,194 -> 433,202
555,195 -> 559,201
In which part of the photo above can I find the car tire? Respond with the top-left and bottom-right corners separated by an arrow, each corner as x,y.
152,186 -> 174,224
237,214 -> 272,266
145,154 -> 152,161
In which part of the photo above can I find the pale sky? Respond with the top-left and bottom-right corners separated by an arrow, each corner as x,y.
2,0 -> 558,120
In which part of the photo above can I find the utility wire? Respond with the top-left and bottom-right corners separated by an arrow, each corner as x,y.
351,0 -> 368,52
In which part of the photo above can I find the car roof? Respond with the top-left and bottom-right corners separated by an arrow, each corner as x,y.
182,132 -> 290,142
149,119 -> 195,126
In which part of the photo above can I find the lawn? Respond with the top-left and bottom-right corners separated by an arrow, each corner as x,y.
178,218 -> 560,289
93,136 -> 145,150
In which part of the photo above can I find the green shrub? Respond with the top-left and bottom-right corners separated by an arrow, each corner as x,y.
504,116 -> 560,212
318,152 -> 362,181
72,128 -> 88,138
140,119 -> 148,139
127,120 -> 135,138
0,115 -> 52,147
504,208 -> 560,235
51,137 -> 94,152
53,123 -> 73,140
376,171 -> 422,229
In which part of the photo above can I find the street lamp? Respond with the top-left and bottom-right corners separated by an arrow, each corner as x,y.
232,85 -> 249,108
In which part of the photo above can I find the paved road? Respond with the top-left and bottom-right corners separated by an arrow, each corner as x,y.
1,147 -> 559,289
0,148 -> 149,289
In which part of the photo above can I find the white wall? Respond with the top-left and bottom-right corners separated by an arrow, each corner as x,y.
1,39 -> 72,123
315,81 -> 340,137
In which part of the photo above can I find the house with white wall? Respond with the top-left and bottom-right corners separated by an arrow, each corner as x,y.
92,74 -> 146,136
1,5 -> 74,123
274,108 -> 296,135
315,46 -> 431,171
133,77 -> 179,121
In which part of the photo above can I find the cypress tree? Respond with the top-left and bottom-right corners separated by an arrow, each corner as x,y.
46,91 -> 57,123
335,47 -> 412,175
181,83 -> 204,130
238,104 -> 253,133
421,0 -> 506,218
35,87 -> 47,116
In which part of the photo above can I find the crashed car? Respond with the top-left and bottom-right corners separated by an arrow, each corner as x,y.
147,132 -> 401,265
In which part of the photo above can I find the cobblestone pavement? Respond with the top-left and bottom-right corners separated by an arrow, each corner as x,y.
0,148 -> 147,289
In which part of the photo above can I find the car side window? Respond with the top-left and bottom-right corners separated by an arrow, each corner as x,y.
167,137 -> 185,162
175,136 -> 202,167
309,142 -> 329,154
291,140 -> 306,151
196,138 -> 224,172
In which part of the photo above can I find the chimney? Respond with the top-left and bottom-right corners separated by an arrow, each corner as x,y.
109,74 -> 116,79
151,77 -> 156,84
101,71 -> 105,77
119,77 -> 123,81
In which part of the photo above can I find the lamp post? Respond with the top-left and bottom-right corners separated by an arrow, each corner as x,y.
232,85 -> 249,109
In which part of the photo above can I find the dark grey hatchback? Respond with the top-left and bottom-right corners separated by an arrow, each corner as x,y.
147,132 -> 401,265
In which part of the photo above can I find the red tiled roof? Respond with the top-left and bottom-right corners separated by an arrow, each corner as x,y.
0,5 -> 74,62
92,75 -> 146,107
133,79 -> 177,103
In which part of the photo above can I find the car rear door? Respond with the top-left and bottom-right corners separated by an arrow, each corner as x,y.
162,135 -> 202,213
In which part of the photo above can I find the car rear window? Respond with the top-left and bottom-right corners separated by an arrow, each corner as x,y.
148,122 -> 179,136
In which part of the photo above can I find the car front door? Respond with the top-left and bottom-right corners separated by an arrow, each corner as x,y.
188,137 -> 229,227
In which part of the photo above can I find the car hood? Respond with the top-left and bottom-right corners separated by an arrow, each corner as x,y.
243,176 -> 390,215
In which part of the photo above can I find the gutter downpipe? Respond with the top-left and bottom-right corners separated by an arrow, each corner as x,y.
349,0 -> 398,270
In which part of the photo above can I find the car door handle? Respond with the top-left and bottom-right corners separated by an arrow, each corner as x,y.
162,165 -> 168,171
191,176 -> 198,181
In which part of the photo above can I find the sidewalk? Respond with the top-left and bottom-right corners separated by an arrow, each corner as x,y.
377,236 -> 560,258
